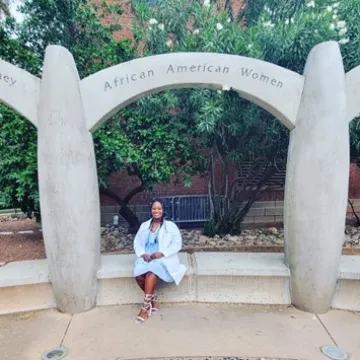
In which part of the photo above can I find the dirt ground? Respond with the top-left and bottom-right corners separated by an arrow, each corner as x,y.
0,219 -> 45,263
1,218 -> 359,264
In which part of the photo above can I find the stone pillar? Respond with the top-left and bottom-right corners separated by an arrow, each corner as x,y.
37,46 -> 100,313
284,41 -> 349,313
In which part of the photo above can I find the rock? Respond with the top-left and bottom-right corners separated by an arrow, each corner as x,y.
198,236 -> 208,245
115,243 -> 124,250
99,222 -> 360,254
268,227 -> 278,235
237,236 -> 244,243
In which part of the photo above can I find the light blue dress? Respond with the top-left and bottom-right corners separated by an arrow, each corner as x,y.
133,226 -> 174,282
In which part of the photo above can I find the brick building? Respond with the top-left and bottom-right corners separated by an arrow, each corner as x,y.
97,0 -> 360,224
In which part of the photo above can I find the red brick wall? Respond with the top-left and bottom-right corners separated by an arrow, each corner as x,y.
101,162 -> 360,205
100,159 -> 237,205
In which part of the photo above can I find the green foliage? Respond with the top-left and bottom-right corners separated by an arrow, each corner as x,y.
0,105 -> 39,217
129,0 -> 360,234
203,219 -> 216,237
0,0 -> 134,219
0,0 -> 203,228
2,0 -> 360,233
94,93 -> 204,191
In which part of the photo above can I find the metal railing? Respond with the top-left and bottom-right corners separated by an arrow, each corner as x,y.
158,195 -> 211,223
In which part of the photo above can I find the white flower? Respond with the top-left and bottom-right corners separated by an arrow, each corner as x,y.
263,21 -> 275,28
339,38 -> 350,45
193,29 -> 200,35
264,5 -> 271,13
217,90 -> 222,94
329,23 -> 336,31
222,85 -> 231,91
285,19 -> 289,25
149,18 -> 158,25
165,39 -> 173,47
339,27 -> 347,36
290,18 -> 295,24
326,5 -> 333,12
332,14 -> 338,20
306,1 -> 315,8
227,17 -> 231,23
203,0 -> 210,7
333,2 -> 339,8
216,23 -> 224,31
158,23 -> 164,31
337,20 -> 346,29
247,44 -> 253,50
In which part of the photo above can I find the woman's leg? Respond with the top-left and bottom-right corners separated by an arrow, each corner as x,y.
145,272 -> 157,293
137,272 -> 157,320
135,275 -> 146,292
145,272 -> 159,311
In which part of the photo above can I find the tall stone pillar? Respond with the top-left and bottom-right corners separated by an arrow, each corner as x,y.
37,46 -> 100,313
284,41 -> 349,313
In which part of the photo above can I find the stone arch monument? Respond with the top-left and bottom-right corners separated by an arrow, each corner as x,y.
1,41 -> 359,314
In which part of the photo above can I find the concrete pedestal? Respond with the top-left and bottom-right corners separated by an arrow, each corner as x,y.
37,46 -> 101,313
284,41 -> 349,313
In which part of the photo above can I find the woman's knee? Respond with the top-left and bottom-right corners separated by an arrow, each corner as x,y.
145,272 -> 156,279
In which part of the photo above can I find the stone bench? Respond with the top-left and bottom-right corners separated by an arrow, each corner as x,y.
0,252 -> 359,315
333,256 -> 360,311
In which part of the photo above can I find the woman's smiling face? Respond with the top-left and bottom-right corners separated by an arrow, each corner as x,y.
151,201 -> 163,220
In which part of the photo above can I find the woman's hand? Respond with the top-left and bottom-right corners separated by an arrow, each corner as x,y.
150,252 -> 164,260
141,254 -> 152,262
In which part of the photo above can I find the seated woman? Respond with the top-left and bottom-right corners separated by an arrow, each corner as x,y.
133,198 -> 186,323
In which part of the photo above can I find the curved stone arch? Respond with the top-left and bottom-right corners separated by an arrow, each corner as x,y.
346,65 -> 360,122
0,43 -> 352,316
80,52 -> 304,132
0,59 -> 40,127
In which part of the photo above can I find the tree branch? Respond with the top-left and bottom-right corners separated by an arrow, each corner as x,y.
348,199 -> 360,226
100,187 -> 126,207
123,185 -> 143,204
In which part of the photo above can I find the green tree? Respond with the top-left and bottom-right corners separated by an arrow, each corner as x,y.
0,0 -> 204,230
130,0 -> 355,235
0,0 -> 133,219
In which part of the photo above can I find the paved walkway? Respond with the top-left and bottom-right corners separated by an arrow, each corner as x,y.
0,304 -> 359,360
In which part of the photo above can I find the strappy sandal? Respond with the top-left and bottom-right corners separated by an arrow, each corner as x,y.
135,294 -> 153,324
150,294 -> 159,314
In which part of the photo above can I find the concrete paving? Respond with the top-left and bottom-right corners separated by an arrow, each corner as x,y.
0,304 -> 358,360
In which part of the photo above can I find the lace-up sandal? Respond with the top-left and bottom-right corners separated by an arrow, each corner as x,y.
151,294 -> 158,314
135,294 -> 153,324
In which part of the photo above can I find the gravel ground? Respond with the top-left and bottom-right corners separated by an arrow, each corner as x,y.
1,217 -> 360,264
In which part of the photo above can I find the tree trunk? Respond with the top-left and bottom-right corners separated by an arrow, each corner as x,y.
100,187 -> 143,233
348,199 -> 360,226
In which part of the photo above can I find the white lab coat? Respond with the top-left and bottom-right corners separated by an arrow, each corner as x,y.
133,219 -> 187,285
